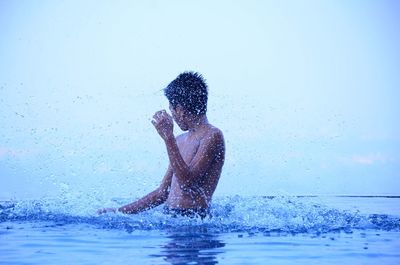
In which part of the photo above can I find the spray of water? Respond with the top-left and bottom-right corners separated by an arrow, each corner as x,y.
1,194 -> 399,234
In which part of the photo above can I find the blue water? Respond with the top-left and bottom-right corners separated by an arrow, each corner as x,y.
1,196 -> 400,264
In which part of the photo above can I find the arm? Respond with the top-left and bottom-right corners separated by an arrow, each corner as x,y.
97,166 -> 173,214
164,131 -> 224,187
151,110 -> 224,187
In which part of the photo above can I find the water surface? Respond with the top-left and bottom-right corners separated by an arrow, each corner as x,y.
1,196 -> 399,264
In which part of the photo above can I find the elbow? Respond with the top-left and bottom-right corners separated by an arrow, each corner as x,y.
178,174 -> 197,191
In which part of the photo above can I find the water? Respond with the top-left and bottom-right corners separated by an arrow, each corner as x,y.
1,196 -> 400,264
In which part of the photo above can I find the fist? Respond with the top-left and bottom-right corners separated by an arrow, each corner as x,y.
151,110 -> 174,141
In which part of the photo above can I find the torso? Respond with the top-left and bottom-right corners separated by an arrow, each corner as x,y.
165,124 -> 225,209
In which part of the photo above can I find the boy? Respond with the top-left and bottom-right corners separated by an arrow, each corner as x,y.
98,72 -> 225,218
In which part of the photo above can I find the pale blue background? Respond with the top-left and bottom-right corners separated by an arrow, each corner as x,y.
0,0 -> 399,200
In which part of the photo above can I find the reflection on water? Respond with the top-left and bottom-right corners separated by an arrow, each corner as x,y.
152,229 -> 226,265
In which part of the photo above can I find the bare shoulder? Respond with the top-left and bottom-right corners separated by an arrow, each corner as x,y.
207,125 -> 224,138
203,125 -> 225,149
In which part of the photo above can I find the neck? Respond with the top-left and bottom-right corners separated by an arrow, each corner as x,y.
187,115 -> 209,132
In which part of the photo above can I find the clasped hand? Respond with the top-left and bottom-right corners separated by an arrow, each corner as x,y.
151,110 -> 174,141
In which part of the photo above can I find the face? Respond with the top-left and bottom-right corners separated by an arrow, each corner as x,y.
169,104 -> 189,131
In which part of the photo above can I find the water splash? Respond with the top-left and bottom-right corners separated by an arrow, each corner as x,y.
1,196 -> 399,234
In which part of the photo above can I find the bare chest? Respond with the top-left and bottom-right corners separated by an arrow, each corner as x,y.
177,136 -> 201,164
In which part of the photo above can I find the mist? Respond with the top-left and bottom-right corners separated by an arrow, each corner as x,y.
1,0 -> 399,200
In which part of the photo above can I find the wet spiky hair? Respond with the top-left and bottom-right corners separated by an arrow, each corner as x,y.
164,71 -> 208,116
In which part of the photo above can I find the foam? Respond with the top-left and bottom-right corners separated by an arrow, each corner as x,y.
1,196 -> 399,234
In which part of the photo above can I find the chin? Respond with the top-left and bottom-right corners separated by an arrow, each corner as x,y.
178,124 -> 189,131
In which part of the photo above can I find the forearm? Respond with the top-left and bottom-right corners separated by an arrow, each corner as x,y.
118,188 -> 167,214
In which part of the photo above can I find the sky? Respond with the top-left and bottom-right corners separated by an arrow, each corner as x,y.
0,0 -> 399,200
